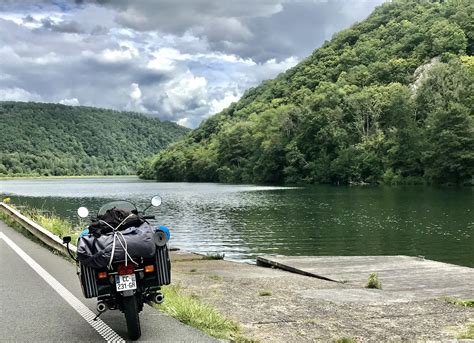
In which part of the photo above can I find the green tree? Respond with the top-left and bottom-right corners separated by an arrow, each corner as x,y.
0,163 -> 7,175
423,103 -> 474,184
428,20 -> 467,56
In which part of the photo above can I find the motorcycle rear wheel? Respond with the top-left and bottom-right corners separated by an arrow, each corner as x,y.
123,294 -> 141,340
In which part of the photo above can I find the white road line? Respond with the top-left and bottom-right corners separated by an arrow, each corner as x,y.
0,232 -> 125,343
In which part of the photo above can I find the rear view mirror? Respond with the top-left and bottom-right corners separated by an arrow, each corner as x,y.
77,207 -> 89,218
151,196 -> 162,207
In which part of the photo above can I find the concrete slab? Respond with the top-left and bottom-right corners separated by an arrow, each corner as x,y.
257,255 -> 474,300
173,255 -> 474,342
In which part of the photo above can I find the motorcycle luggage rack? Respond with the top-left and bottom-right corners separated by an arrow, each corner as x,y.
155,245 -> 171,285
79,263 -> 99,298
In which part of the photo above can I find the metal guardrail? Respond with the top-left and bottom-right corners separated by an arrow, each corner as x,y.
0,202 -> 77,255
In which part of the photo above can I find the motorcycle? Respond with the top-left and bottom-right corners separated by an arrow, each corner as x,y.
62,196 -> 171,340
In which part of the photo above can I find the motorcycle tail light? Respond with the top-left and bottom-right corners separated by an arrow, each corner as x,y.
117,264 -> 135,275
144,265 -> 154,273
97,271 -> 108,279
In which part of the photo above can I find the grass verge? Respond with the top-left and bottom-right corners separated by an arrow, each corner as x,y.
0,200 -> 80,254
0,208 -> 76,262
458,324 -> 474,339
443,298 -> 474,339
1,201 -> 79,243
157,284 -> 257,342
157,284 -> 238,339
25,207 -> 79,243
0,175 -> 136,180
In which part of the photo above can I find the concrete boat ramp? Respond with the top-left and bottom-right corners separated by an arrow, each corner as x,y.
257,255 -> 474,301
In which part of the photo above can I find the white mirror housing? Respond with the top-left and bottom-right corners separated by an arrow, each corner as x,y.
151,196 -> 162,207
77,207 -> 89,218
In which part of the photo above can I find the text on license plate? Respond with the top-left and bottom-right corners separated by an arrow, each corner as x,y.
115,274 -> 137,291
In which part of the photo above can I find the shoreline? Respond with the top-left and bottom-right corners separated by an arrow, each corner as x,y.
2,175 -> 472,188
0,175 -> 138,181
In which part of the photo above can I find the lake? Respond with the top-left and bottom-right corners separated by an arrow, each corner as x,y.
1,177 -> 473,266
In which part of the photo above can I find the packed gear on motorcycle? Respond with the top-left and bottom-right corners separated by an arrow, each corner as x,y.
89,207 -> 144,237
77,223 -> 157,269
76,202 -> 170,269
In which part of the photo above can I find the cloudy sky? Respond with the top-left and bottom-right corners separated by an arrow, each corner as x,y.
0,0 -> 385,127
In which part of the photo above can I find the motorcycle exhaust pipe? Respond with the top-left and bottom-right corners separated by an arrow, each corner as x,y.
97,302 -> 108,313
152,292 -> 164,304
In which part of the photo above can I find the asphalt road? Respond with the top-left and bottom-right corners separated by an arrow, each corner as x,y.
0,221 -> 218,342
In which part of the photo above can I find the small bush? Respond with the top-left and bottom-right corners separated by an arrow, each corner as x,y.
457,299 -> 474,307
366,272 -> 382,289
202,253 -> 225,260
445,297 -> 474,307
258,289 -> 272,296
209,275 -> 223,281
334,338 -> 357,343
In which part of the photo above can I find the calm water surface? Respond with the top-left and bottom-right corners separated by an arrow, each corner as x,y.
1,177 -> 473,266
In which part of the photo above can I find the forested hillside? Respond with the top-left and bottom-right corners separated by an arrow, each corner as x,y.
138,0 -> 473,185
0,102 -> 189,176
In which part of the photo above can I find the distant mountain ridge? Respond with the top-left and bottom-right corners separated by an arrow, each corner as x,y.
138,0 -> 473,185
0,102 -> 189,176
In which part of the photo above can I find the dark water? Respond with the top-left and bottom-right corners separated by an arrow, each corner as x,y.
1,178 -> 473,266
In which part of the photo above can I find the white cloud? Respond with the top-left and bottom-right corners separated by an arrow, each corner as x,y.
0,87 -> 42,102
176,117 -> 192,128
30,52 -> 61,65
147,48 -> 191,72
126,83 -> 147,112
59,98 -> 80,106
0,0 -> 386,127
99,48 -> 136,63
194,52 -> 256,65
210,93 -> 240,114
160,71 -> 208,114
263,56 -> 298,71
130,83 -> 142,100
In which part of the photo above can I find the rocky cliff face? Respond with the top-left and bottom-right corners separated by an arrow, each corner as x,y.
410,56 -> 441,94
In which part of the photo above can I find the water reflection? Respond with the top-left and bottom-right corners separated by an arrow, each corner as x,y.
1,178 -> 473,266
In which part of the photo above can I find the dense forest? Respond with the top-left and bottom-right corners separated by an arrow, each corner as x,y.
138,0 -> 473,185
0,102 -> 188,176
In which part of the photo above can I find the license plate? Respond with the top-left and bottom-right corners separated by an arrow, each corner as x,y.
115,274 -> 137,292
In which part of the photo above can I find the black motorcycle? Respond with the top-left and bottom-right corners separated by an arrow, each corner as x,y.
62,196 -> 171,340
